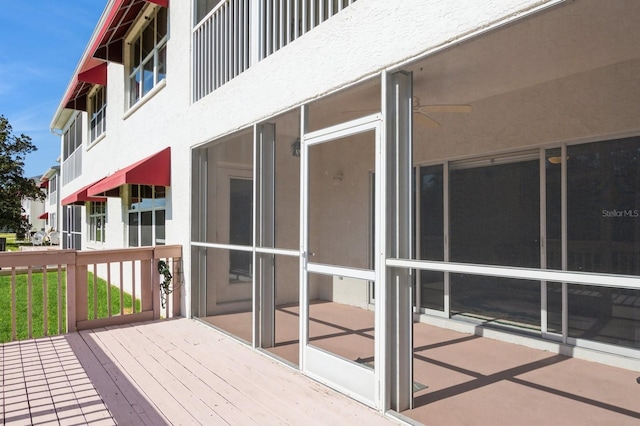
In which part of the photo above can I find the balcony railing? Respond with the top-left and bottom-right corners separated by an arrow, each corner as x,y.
62,148 -> 82,185
192,0 -> 357,101
0,245 -> 182,343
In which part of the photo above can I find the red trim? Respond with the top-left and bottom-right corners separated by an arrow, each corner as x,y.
61,180 -> 109,205
87,147 -> 171,196
38,212 -> 49,220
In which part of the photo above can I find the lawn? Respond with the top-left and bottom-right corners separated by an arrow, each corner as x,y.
0,270 -> 140,343
0,232 -> 21,251
0,232 -> 42,251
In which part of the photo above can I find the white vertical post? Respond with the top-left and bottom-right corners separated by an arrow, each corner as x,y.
561,144 -> 568,343
384,70 -> 414,412
252,123 -> 259,348
299,104 -> 310,371
540,149 -> 548,334
443,160 -> 450,317
258,123 -> 276,348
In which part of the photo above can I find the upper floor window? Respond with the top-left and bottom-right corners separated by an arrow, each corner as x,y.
128,7 -> 168,107
63,115 -> 82,161
89,86 -> 106,143
48,175 -> 58,205
62,114 -> 83,184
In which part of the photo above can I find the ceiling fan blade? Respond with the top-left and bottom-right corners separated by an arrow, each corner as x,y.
414,111 -> 440,128
342,108 -> 377,114
419,105 -> 471,113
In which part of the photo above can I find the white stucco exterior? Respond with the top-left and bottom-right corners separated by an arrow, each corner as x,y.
49,0 -> 640,415
52,0 -> 563,317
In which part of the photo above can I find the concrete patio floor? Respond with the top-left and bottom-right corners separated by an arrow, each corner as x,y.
204,302 -> 640,425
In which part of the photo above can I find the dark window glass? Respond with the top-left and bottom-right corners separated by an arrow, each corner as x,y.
129,212 -> 139,247
155,210 -> 166,245
450,160 -> 541,328
567,137 -> 640,275
141,211 -> 153,246
229,178 -> 252,278
419,165 -> 445,311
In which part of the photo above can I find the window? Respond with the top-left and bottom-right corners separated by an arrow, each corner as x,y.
48,175 -> 58,205
128,7 -> 168,106
62,114 -> 83,184
89,86 -> 106,143
88,202 -> 106,243
63,115 -> 82,160
127,185 -> 166,246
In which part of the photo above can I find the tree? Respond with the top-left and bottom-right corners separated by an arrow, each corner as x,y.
0,115 -> 44,235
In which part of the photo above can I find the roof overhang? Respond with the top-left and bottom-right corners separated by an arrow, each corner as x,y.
87,147 -> 171,196
61,180 -> 109,206
51,0 -> 169,129
40,166 -> 60,181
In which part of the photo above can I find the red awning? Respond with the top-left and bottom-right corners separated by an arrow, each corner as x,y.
39,180 -> 49,189
38,212 -> 49,220
87,147 -> 171,196
61,180 -> 108,205
63,0 -> 169,110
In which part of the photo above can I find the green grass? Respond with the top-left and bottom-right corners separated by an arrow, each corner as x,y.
0,232 -> 21,251
0,271 -> 140,343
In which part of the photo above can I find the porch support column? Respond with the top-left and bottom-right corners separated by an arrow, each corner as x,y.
385,70 -> 414,412
191,149 -> 208,318
256,123 -> 276,348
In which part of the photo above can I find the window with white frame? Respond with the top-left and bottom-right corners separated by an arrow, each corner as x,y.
48,174 -> 58,205
49,213 -> 57,232
62,114 -> 83,184
127,185 -> 166,247
89,86 -> 106,143
88,202 -> 106,243
128,7 -> 168,107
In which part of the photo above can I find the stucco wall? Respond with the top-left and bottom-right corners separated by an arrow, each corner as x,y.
58,0 -> 565,316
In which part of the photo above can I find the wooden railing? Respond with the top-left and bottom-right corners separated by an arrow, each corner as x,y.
0,245 -> 182,343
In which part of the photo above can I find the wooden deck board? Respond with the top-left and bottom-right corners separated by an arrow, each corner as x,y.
5,312 -> 640,425
81,327 -> 200,424
136,319 -> 391,425
103,325 -> 235,425
77,328 -> 166,426
131,321 -> 274,424
0,318 -> 395,425
63,318 -> 393,426
64,332 -> 147,425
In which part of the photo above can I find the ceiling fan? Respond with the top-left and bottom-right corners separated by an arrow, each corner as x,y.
342,96 -> 471,128
411,96 -> 471,128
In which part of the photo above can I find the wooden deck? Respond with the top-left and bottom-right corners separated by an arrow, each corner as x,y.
3,311 -> 640,425
0,318 -> 394,425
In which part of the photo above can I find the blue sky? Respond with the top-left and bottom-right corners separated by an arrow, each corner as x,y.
0,2 -> 106,178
